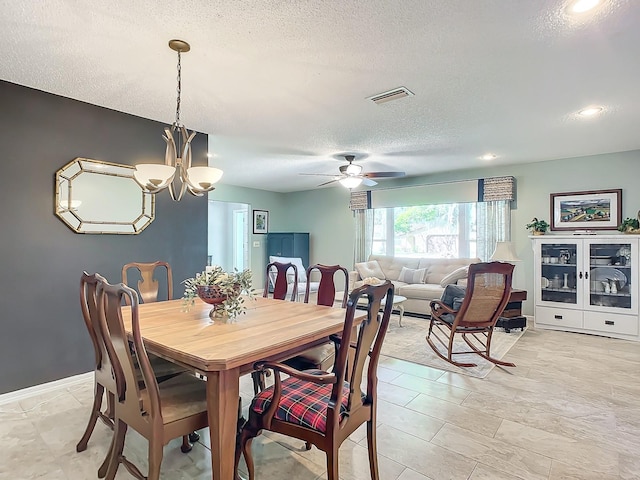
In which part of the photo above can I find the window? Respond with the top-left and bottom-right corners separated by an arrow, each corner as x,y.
372,203 -> 477,258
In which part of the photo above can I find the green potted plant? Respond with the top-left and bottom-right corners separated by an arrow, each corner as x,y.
526,218 -> 549,235
182,266 -> 255,319
618,216 -> 640,233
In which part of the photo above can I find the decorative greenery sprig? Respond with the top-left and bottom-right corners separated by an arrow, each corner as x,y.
525,218 -> 549,233
618,217 -> 640,233
182,266 -> 255,319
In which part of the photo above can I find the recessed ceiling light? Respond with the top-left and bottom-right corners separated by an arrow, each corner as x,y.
480,153 -> 497,161
577,106 -> 603,116
569,0 -> 602,13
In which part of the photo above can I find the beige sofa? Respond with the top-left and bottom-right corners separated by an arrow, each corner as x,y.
349,254 -> 480,316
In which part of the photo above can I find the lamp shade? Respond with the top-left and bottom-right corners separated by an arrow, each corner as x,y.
339,176 -> 363,189
186,166 -> 224,191
134,164 -> 176,192
490,241 -> 521,262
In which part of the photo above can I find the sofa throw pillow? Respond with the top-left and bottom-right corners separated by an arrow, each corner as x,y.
269,256 -> 307,283
439,265 -> 469,287
398,266 -> 426,284
355,260 -> 385,281
440,284 -> 467,309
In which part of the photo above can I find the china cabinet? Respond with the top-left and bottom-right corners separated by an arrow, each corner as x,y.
532,235 -> 639,341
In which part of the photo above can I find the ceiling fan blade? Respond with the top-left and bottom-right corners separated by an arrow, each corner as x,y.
299,173 -> 339,177
361,178 -> 378,187
363,171 -> 406,178
318,179 -> 339,187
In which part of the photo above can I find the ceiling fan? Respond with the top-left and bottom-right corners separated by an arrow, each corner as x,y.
301,155 -> 406,188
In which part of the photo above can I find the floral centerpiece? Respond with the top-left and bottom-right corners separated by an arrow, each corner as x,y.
182,266 -> 254,319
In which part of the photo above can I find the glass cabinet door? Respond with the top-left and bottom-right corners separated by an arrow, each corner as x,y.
539,240 -> 581,307
586,239 -> 637,313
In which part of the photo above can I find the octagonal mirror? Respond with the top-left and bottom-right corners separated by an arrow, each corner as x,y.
55,158 -> 155,234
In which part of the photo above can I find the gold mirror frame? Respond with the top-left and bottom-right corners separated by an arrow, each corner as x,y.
55,157 -> 155,234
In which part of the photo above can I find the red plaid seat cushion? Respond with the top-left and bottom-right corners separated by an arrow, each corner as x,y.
251,369 -> 350,433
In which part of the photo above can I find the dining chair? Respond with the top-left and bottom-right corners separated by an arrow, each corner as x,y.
254,261 -> 299,393
264,261 -> 298,301
236,281 -> 395,480
76,273 -> 197,477
284,264 -> 349,372
427,261 -> 515,368
121,261 -> 173,304
97,278 -> 210,480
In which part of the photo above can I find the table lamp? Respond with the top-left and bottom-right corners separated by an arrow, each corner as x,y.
490,241 -> 521,263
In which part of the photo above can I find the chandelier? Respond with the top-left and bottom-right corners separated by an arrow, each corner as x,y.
134,39 -> 223,201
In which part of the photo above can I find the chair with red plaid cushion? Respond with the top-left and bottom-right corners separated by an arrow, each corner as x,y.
235,280 -> 395,480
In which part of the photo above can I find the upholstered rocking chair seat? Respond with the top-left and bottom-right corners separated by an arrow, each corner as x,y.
251,369 -> 351,433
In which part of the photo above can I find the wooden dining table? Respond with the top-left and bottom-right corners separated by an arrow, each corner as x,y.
121,295 -> 362,480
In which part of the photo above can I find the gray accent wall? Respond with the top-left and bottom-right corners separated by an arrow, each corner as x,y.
0,80 -> 208,395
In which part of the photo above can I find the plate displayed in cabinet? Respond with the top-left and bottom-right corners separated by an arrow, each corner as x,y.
590,267 -> 627,289
541,277 -> 549,288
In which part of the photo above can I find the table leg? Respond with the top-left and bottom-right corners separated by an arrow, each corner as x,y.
206,368 -> 240,480
398,303 -> 405,327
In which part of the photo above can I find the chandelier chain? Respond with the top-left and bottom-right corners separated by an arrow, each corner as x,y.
175,50 -> 182,127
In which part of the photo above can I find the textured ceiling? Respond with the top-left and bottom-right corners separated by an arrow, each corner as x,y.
1,0 -> 639,192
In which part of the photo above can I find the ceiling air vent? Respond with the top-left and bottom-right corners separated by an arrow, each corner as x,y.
367,86 -> 414,105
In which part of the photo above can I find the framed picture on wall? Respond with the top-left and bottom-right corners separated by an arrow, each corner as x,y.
550,189 -> 622,231
253,209 -> 269,234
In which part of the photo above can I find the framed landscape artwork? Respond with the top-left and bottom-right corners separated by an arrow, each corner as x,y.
253,209 -> 269,234
550,189 -> 622,231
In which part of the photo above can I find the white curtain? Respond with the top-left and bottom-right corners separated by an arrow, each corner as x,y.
476,200 -> 511,261
353,209 -> 374,266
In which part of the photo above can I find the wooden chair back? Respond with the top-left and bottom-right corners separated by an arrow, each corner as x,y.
333,281 -> 394,422
304,264 -> 349,307
80,271 -> 124,400
452,261 -> 514,329
121,261 -> 173,304
264,261 -> 298,301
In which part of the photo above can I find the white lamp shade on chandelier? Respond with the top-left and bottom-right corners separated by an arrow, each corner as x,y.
490,241 -> 521,263
134,39 -> 223,201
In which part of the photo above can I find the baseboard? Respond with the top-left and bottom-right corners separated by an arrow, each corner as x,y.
0,371 -> 93,406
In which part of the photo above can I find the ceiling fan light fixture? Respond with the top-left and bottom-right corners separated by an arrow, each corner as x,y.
345,163 -> 363,175
339,176 -> 363,189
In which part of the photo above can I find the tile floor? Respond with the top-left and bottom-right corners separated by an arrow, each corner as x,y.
1,324 -> 639,479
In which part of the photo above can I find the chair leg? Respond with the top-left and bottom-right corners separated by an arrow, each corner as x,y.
251,371 -> 265,395
239,433 -> 256,480
104,419 -> 127,480
147,437 -> 163,480
103,391 -> 115,423
326,445 -> 339,480
188,431 -> 200,443
367,419 -> 379,480
76,383 -> 104,452
426,326 -> 478,368
463,331 -> 516,367
181,435 -> 193,453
